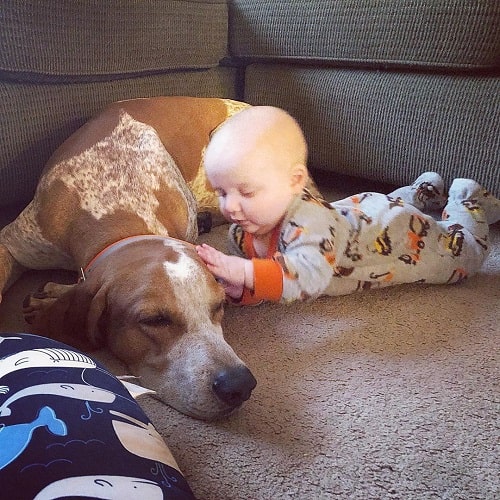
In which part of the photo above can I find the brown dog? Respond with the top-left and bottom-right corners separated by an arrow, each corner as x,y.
0,96 -> 257,420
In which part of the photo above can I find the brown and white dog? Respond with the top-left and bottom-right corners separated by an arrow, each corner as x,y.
0,96 -> 257,420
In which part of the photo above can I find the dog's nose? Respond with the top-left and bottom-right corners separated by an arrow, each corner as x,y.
212,366 -> 257,407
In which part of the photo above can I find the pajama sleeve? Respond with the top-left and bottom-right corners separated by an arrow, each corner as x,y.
227,199 -> 339,304
226,225 -> 284,305
239,258 -> 284,304
277,236 -> 336,303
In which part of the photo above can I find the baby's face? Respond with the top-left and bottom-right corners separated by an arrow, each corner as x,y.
206,146 -> 302,237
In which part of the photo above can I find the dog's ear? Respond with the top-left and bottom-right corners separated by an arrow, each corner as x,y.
84,283 -> 108,347
29,280 -> 109,351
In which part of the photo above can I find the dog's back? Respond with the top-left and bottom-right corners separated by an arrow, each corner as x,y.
0,97 -> 249,274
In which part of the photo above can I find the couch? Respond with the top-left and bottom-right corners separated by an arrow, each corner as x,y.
1,1 -> 499,499
1,0 -> 499,217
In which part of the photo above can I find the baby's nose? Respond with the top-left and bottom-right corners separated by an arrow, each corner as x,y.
224,193 -> 241,213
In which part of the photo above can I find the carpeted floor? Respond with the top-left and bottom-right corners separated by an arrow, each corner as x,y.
1,176 -> 498,499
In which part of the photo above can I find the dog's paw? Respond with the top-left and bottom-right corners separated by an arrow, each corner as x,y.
197,211 -> 213,235
22,293 -> 58,324
22,282 -> 76,325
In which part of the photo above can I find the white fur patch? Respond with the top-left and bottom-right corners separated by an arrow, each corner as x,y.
0,200 -> 74,269
161,241 -> 216,326
42,112 -> 197,241
162,249 -> 198,284
162,239 -> 202,284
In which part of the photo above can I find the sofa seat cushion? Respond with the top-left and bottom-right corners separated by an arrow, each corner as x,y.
0,0 -> 228,81
229,0 -> 500,70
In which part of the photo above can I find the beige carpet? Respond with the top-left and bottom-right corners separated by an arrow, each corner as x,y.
1,176 -> 498,499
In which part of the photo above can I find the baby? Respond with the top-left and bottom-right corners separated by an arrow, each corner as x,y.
196,106 -> 500,305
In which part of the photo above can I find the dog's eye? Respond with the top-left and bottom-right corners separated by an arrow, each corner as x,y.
140,314 -> 171,328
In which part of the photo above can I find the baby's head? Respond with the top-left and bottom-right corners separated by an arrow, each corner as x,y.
205,105 -> 308,182
204,106 -> 309,236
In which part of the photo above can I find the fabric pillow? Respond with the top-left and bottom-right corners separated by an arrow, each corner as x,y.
0,333 -> 194,499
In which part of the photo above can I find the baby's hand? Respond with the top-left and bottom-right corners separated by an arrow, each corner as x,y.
196,244 -> 250,299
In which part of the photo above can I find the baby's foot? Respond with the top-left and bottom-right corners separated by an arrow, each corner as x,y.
390,171 -> 446,211
448,179 -> 500,225
412,172 -> 447,211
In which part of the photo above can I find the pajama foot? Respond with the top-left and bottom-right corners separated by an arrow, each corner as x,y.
447,179 -> 500,225
390,171 -> 447,212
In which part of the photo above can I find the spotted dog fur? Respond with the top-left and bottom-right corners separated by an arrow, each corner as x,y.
54,112 -> 198,238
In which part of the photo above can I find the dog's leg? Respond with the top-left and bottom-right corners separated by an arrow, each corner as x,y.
0,244 -> 26,303
33,282 -> 77,298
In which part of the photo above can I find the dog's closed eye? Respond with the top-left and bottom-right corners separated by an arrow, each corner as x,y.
139,314 -> 172,328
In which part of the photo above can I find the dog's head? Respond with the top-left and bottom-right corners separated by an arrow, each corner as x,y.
32,238 -> 256,420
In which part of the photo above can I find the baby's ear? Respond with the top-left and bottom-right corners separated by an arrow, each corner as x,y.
291,163 -> 308,193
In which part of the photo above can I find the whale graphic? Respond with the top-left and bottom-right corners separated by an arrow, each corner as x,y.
110,410 -> 180,470
0,348 -> 96,394
0,382 -> 116,417
0,406 -> 67,469
33,475 -> 163,500
0,348 -> 96,377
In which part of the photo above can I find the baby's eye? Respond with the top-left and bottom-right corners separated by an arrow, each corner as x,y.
214,188 -> 226,197
240,190 -> 256,198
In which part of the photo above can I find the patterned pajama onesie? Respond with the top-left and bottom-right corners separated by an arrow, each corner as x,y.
227,179 -> 495,305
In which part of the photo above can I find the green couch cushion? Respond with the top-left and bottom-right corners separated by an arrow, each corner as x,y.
229,0 -> 500,70
244,64 -> 500,195
0,0 -> 228,81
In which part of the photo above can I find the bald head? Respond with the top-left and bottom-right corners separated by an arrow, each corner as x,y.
204,106 -> 308,176
203,106 -> 311,230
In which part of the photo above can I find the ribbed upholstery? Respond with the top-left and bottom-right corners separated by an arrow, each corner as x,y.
0,0 -> 228,80
0,68 -> 237,206
1,0 -> 499,207
245,65 -> 500,194
229,0 -> 500,70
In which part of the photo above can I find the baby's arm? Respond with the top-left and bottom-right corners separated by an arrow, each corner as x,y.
198,200 -> 338,304
196,244 -> 284,304
196,244 -> 254,299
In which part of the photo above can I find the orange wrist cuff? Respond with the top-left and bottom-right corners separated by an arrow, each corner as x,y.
242,258 -> 283,304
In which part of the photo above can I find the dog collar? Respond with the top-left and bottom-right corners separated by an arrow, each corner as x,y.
79,235 -> 193,282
